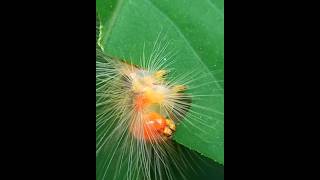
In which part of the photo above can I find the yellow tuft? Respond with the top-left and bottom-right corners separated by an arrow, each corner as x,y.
154,70 -> 167,80
172,85 -> 186,93
145,88 -> 164,104
163,127 -> 173,137
166,119 -> 176,131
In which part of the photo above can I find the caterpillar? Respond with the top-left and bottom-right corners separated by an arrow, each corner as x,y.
96,15 -> 223,180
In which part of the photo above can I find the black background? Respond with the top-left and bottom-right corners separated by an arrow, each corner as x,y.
1,0 -> 318,179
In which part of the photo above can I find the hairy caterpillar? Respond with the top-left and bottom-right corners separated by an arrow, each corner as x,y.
96,15 -> 223,180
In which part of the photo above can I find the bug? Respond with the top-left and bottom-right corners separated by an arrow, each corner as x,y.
100,53 -> 190,142
96,15 -> 223,180
117,61 -> 188,141
96,35 -> 195,178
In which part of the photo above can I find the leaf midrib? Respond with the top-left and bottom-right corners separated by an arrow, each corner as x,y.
101,0 -> 125,46
207,0 -> 224,16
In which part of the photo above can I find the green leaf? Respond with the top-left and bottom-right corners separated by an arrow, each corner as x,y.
97,0 -> 224,165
